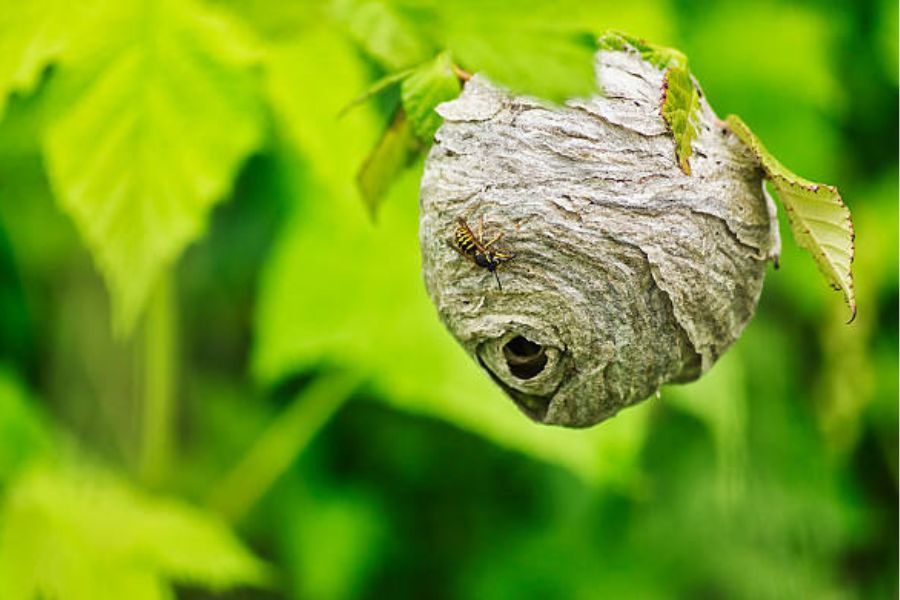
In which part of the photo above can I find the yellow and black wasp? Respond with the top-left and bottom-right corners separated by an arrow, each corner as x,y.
452,217 -> 515,290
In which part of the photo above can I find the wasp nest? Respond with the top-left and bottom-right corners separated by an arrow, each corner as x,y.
419,47 -> 780,428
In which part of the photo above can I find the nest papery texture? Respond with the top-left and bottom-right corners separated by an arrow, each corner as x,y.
419,49 -> 778,427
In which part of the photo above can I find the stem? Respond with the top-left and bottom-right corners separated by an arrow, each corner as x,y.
139,273 -> 177,487
452,63 -> 472,82
208,371 -> 361,523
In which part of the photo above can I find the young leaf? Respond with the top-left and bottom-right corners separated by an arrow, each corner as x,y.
726,115 -> 856,321
599,31 -> 699,175
660,65 -> 700,175
43,0 -> 265,335
400,51 -> 461,142
356,109 -> 420,215
0,464 -> 271,600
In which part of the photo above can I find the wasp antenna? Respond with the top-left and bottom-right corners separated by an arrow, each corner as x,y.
494,270 -> 503,291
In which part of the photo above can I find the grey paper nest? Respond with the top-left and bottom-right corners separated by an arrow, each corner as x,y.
419,48 -> 780,428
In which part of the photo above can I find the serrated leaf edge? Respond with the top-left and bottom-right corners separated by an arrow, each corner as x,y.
726,115 -> 856,322
599,30 -> 699,175
659,66 -> 700,175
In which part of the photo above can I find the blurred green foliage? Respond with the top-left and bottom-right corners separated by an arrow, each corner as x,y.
0,0 -> 896,599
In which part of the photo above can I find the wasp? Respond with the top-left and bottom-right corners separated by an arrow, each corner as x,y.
452,217 -> 515,290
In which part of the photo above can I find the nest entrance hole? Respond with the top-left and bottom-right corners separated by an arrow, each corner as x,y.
503,336 -> 548,380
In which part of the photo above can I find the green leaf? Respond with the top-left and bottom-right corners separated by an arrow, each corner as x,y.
265,24 -> 380,206
356,110 -> 420,215
331,0 -> 434,70
400,51 -> 461,142
726,114 -> 856,321
334,3 -> 679,104
333,3 -> 685,103
43,0 -> 265,334
660,66 -> 700,175
336,0 -> 602,100
440,8 -> 665,101
599,31 -> 699,175
0,464 -> 271,600
253,161 -> 650,485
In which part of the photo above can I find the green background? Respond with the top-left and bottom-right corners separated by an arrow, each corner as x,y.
0,0 -> 896,598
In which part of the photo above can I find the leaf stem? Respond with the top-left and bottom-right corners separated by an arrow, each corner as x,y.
139,273 -> 177,487
452,63 -> 472,82
208,372 -> 362,523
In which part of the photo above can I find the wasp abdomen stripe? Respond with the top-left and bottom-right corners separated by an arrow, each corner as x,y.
455,228 -> 477,253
